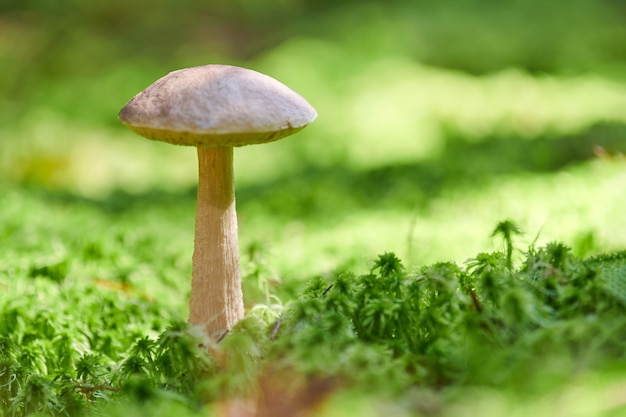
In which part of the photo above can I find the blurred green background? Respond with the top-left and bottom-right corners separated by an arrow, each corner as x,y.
1,0 -> 626,278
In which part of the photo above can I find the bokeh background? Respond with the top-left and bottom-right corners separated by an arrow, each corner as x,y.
2,0 -> 626,278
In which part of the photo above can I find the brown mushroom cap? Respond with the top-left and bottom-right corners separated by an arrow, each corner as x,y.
118,64 -> 317,147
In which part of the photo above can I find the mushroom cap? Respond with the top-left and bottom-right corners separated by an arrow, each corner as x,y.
118,64 -> 317,147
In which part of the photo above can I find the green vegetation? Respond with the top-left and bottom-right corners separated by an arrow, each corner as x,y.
2,199 -> 626,415
1,0 -> 626,415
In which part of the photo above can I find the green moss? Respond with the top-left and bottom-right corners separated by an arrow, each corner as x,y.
1,186 -> 625,416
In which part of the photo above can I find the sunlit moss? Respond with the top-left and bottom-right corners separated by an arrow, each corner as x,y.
3,41 -> 625,194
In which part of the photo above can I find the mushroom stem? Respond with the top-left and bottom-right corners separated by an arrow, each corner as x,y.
189,146 -> 244,340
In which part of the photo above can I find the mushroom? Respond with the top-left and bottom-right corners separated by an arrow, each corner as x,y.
118,64 -> 317,340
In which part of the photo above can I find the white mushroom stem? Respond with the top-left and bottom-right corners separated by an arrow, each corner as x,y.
189,146 -> 244,340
